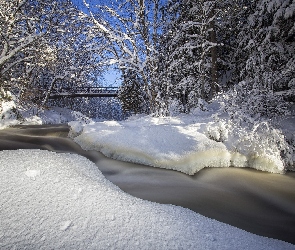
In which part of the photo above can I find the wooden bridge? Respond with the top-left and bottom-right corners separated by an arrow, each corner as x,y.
49,86 -> 119,98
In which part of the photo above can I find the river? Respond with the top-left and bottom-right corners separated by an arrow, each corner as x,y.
1,124 -> 295,244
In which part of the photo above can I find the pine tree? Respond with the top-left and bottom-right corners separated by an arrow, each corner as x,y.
118,70 -> 150,114
235,0 -> 295,117
156,0 -> 221,114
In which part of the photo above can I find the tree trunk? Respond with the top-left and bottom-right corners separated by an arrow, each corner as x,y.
208,3 -> 218,100
42,77 -> 57,107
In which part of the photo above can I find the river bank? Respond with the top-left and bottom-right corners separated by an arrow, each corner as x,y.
1,124 -> 295,244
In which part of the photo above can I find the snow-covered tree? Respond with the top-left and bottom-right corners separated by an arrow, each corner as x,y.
157,0 -> 294,118
40,5 -> 106,107
215,0 -> 257,89
118,69 -> 149,114
155,0 -> 221,114
222,0 -> 295,122
0,0 -> 106,109
0,0 -> 41,100
240,0 -> 295,97
85,0 -> 165,114
0,0 -> 59,102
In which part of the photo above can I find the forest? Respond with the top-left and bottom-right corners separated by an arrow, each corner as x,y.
0,0 -> 294,135
0,0 -> 294,117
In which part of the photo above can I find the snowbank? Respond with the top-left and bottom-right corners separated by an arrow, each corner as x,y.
0,98 -> 92,130
0,149 -> 293,249
71,119 -> 232,175
70,112 -> 289,175
0,100 -> 21,129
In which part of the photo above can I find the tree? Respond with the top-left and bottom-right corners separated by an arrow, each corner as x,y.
0,0 -> 61,103
156,0 -> 221,114
216,0 -> 257,89
118,69 -> 149,114
84,0 -> 165,114
241,0 -> 295,95
0,0 -> 54,85
0,0 -> 106,109
40,2 -> 106,107
226,0 -> 295,121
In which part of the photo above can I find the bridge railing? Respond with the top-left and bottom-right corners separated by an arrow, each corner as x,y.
49,86 -> 119,98
51,86 -> 118,94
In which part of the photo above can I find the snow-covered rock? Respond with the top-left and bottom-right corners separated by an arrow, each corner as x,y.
70,113 -> 289,175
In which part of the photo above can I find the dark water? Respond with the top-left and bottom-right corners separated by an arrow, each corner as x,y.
1,124 -> 295,244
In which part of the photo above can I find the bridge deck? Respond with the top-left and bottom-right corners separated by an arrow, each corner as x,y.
49,86 -> 118,99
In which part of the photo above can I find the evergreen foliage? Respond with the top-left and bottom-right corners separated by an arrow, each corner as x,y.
239,0 -> 295,95
118,70 -> 150,114
156,0 -> 220,114
217,0 -> 294,124
154,0 -> 294,118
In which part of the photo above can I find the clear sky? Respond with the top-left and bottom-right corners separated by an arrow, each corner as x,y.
102,66 -> 122,87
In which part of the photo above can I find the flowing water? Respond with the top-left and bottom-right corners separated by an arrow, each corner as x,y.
1,124 -> 295,244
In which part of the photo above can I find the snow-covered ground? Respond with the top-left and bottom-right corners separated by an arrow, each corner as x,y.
1,98 -> 295,248
0,99 -> 92,129
1,97 -> 294,174
1,96 -> 293,175
69,106 -> 295,175
0,149 -> 294,250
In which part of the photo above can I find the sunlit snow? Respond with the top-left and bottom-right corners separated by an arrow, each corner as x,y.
0,97 -> 92,129
0,149 -> 293,249
70,110 -> 288,175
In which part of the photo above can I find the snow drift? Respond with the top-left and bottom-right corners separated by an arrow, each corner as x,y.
0,149 -> 293,249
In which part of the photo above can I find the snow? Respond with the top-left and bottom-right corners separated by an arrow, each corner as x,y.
70,115 -> 231,175
1,96 -> 293,175
24,169 -> 41,180
0,149 -> 294,250
0,100 -> 20,128
0,97 -> 93,129
70,107 -> 293,175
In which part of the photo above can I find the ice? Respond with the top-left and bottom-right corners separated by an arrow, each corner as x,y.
70,112 -> 289,175
1,94 -> 293,174
71,117 -> 230,175
0,100 -> 20,129
68,121 -> 84,137
0,149 -> 293,249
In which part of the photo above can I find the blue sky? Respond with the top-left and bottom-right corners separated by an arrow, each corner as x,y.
102,67 -> 122,87
71,0 -> 90,13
